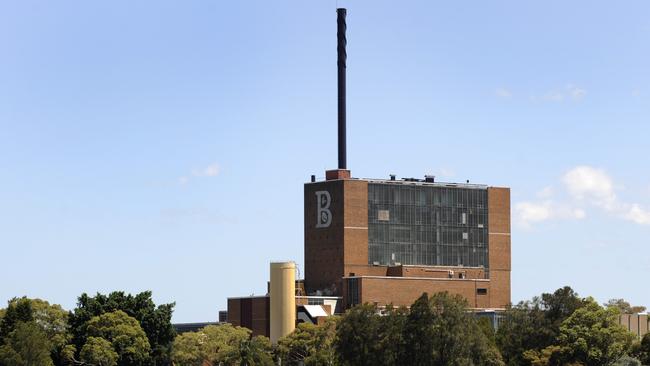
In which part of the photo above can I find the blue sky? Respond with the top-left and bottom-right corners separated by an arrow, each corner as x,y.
1,1 -> 649,322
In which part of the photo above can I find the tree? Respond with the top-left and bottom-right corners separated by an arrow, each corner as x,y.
69,291 -> 175,366
333,303 -> 410,365
0,298 -> 34,340
30,299 -> 72,366
612,356 -> 642,366
200,324 -> 251,363
222,335 -> 273,366
334,303 -> 383,366
632,332 -> 650,365
171,324 -> 272,365
336,293 -> 503,366
276,318 -> 338,366
426,292 -> 503,366
605,299 -> 647,315
522,345 -> 564,366
84,310 -> 151,366
541,287 -> 586,329
554,298 -> 636,366
0,297 -> 73,366
477,316 -> 497,346
402,294 -> 436,366
169,331 -> 205,366
0,321 -> 54,366
374,306 -> 408,365
496,286 -> 586,366
80,337 -> 118,366
497,299 -> 553,366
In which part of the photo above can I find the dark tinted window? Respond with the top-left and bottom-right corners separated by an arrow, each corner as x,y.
368,183 -> 489,270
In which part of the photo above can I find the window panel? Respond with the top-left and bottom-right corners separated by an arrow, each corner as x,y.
368,183 -> 489,271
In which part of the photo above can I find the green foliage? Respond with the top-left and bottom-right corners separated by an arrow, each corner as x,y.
497,300 -> 552,366
612,355 -> 642,366
604,299 -> 647,315
276,317 -> 338,366
334,303 -> 383,365
635,332 -> 650,365
69,291 -> 175,366
477,316 -> 497,346
0,297 -> 72,366
0,321 -> 54,366
171,324 -> 272,365
522,345 -> 563,366
496,286 -> 586,366
554,298 -> 636,366
85,310 -> 151,366
222,335 -> 273,366
27,299 -> 69,339
541,287 -> 586,326
0,288 -> 643,366
335,293 -> 503,366
169,331 -> 205,366
411,292 -> 503,366
0,298 -> 34,340
80,337 -> 118,366
402,294 -> 435,365
29,299 -> 72,365
196,323 -> 250,363
375,306 -> 408,365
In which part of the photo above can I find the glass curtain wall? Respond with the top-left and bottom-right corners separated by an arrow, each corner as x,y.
368,183 -> 489,270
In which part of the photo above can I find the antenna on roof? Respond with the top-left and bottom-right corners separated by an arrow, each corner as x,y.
337,8 -> 347,170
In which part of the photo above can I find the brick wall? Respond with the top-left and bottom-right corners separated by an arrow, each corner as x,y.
227,297 -> 270,337
352,276 -> 492,309
488,187 -> 511,308
304,179 -> 369,295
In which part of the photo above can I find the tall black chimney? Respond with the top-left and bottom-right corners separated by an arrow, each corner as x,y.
337,8 -> 347,170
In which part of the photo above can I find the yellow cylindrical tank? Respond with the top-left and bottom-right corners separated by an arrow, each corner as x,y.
270,261 -> 296,344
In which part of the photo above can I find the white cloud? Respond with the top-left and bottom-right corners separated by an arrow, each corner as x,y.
192,163 -> 220,177
516,202 -> 552,224
515,201 -> 585,227
573,208 -> 587,219
625,204 -> 650,225
495,88 -> 512,98
518,165 -> 650,227
177,162 -> 221,185
533,84 -> 587,103
566,84 -> 586,100
562,166 -> 616,209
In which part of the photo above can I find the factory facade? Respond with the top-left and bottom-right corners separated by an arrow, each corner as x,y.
305,169 -> 511,310
227,168 -> 511,338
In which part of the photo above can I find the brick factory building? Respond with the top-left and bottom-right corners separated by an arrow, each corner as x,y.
226,170 -> 511,337
225,8 -> 511,339
305,169 -> 510,311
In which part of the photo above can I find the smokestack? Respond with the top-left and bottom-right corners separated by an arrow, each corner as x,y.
337,8 -> 347,170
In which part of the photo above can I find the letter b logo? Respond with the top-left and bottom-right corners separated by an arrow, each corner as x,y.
315,191 -> 332,228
